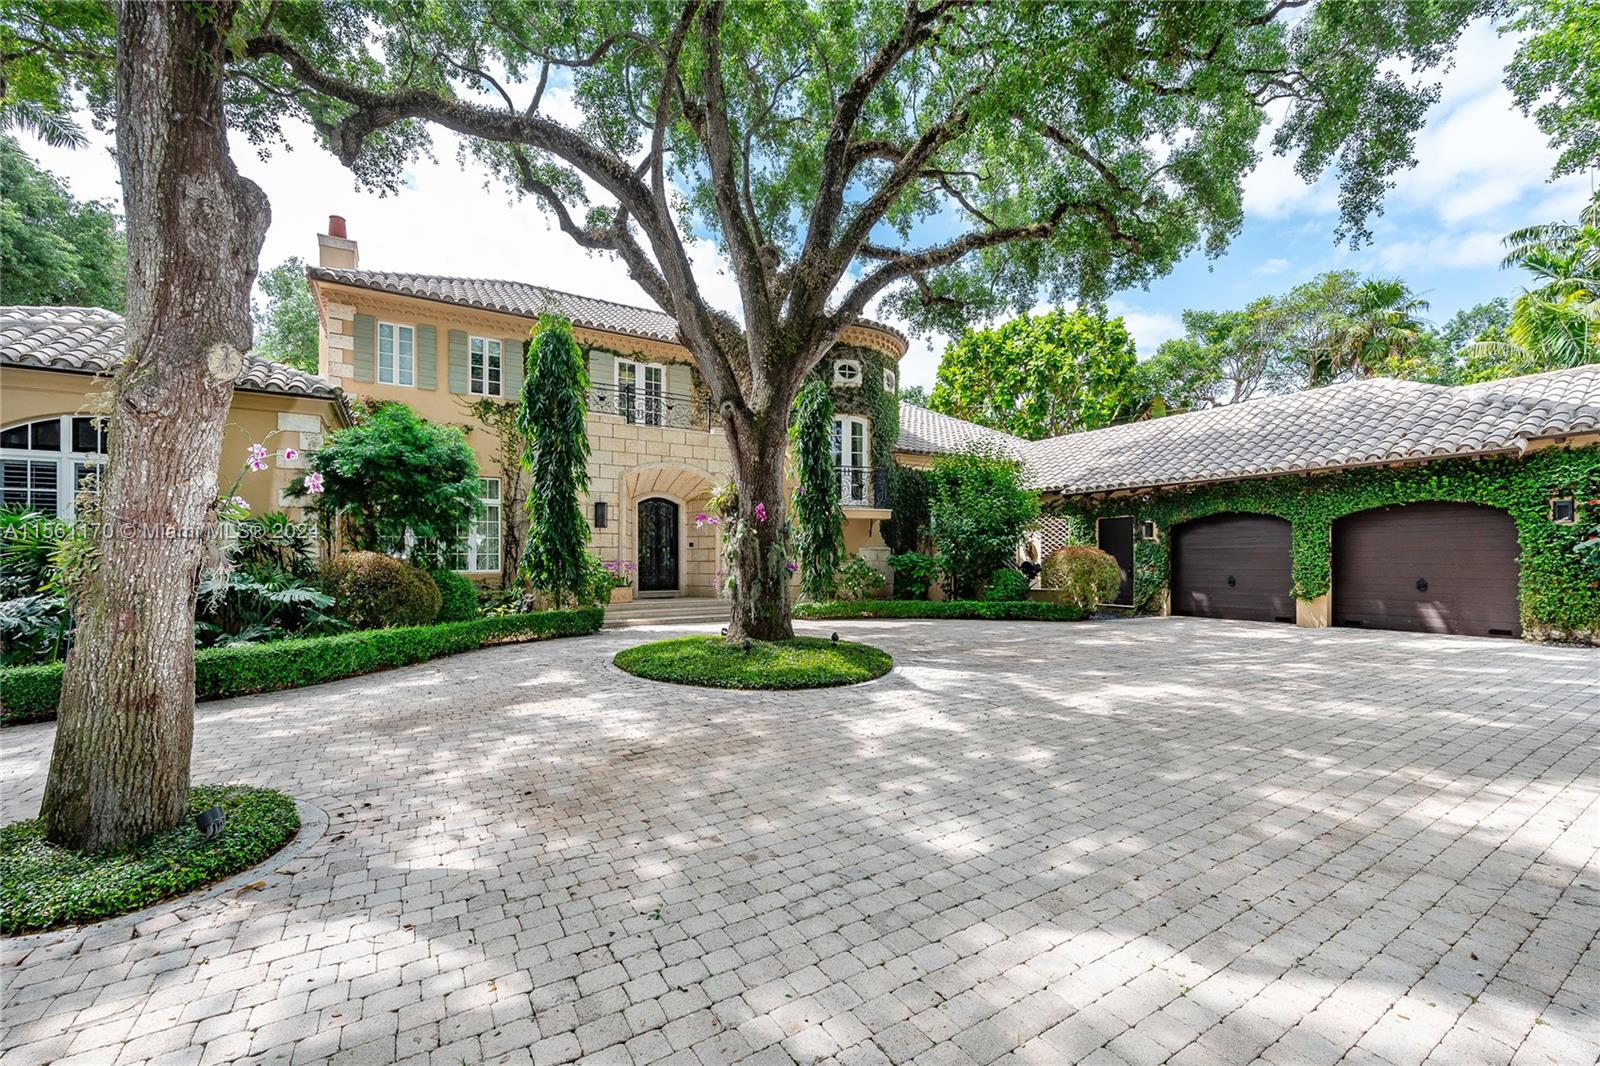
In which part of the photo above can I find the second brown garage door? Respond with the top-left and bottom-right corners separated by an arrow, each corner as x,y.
1171,514 -> 1295,623
1333,502 -> 1521,637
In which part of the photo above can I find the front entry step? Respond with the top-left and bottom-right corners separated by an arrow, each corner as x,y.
605,597 -> 728,628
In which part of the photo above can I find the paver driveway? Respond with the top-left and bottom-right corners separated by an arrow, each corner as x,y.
2,618 -> 1597,1066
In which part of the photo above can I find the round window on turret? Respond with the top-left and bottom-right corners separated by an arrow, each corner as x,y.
832,359 -> 862,387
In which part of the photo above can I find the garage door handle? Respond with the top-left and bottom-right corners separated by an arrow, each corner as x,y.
1226,575 -> 1236,587
1415,577 -> 1428,592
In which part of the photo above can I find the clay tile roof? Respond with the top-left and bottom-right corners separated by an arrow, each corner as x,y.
895,401 -> 1028,457
306,266 -> 908,354
0,305 -> 343,402
1021,364 -> 1600,495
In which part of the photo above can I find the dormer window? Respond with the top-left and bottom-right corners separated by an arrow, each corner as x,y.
833,359 -> 862,387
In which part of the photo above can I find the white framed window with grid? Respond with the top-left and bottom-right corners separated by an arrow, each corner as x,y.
451,477 -> 502,573
470,337 -> 503,396
1,415 -> 107,519
377,322 -> 414,386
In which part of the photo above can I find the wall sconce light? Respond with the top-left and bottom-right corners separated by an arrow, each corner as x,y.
1549,497 -> 1576,524
594,501 -> 608,528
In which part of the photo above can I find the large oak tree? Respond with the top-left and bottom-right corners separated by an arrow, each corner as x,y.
7,1 -> 272,851
231,0 -> 1485,638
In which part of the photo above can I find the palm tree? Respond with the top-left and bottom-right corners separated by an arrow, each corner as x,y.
1462,193 -> 1599,376
1320,277 -> 1431,383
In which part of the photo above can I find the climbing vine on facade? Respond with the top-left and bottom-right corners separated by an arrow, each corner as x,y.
1050,447 -> 1600,640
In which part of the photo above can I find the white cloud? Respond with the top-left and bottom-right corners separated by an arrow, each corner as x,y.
1369,228 -> 1505,272
1254,257 -> 1290,276
1108,301 -> 1183,356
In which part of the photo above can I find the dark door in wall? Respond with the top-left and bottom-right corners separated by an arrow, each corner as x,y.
1333,502 -> 1520,637
1171,514 -> 1295,623
1097,516 -> 1135,606
637,498 -> 679,592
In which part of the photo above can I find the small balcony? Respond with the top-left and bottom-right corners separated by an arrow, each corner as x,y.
590,382 -> 714,431
838,465 -> 889,510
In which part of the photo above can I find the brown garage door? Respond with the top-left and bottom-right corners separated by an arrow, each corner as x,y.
1171,514 -> 1294,623
1333,502 -> 1520,637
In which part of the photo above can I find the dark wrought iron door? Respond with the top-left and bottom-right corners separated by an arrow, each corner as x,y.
637,498 -> 679,591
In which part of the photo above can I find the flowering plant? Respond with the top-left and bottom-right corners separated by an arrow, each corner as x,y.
601,559 -> 637,588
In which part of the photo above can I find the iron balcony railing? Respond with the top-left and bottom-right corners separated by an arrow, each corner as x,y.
589,382 -> 715,431
838,465 -> 890,509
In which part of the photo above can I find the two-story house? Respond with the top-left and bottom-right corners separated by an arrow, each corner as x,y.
306,217 -> 908,596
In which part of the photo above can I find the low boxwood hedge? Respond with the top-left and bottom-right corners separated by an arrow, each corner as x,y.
1,784 -> 300,935
794,599 -> 1091,622
1,607 -> 603,726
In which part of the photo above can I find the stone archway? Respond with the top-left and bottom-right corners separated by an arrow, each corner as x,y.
621,463 -> 719,597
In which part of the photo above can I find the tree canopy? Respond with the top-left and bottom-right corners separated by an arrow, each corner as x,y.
1504,0 -> 1600,179
0,134 -> 125,309
930,309 -> 1144,439
252,257 -> 320,373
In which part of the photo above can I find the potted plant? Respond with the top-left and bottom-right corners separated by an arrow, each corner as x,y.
604,560 -> 636,604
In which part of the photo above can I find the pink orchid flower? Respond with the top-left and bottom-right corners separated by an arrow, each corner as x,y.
246,443 -> 269,472
282,447 -> 298,461
754,502 -> 768,522
304,471 -> 325,494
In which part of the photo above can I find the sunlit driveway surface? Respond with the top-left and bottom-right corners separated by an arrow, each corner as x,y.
2,617 -> 1596,1066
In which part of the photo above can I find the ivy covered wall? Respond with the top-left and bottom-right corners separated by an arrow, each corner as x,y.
1050,445 -> 1600,640
813,343 -> 901,468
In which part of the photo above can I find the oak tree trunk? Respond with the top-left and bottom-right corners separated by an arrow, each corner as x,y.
40,1 -> 270,852
723,402 -> 797,643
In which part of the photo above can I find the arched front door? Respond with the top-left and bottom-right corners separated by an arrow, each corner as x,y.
637,498 -> 680,592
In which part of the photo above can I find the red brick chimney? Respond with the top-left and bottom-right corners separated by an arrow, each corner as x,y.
317,215 -> 358,269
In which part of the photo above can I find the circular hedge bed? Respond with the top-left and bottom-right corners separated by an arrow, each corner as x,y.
614,635 -> 893,689
0,784 -> 300,936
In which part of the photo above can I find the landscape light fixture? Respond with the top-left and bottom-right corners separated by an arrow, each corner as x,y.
742,639 -> 752,653
831,632 -> 839,643
195,806 -> 227,840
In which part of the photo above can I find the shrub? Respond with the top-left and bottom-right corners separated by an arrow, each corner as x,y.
888,551 -> 940,600
1,607 -> 603,725
927,444 -> 1040,597
321,551 -> 442,628
0,785 -> 300,935
1041,546 -> 1122,611
983,567 -> 1031,602
431,569 -> 480,622
290,401 -> 482,567
794,599 -> 1089,622
835,554 -> 887,600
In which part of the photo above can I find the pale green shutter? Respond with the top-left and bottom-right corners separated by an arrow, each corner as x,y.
447,330 -> 468,394
502,337 -> 523,398
668,362 -> 691,399
588,348 -> 614,391
352,314 -> 375,383
415,324 -> 437,390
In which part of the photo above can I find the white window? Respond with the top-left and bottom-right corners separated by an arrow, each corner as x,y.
378,322 -> 414,386
832,359 -> 862,387
882,367 -> 896,392
616,358 -> 666,426
470,336 -> 502,396
451,477 -> 502,573
830,415 -> 871,506
1,415 -> 107,519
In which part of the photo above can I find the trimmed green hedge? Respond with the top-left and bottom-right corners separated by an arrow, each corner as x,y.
1,784 -> 300,935
1,607 -> 603,726
794,599 -> 1090,622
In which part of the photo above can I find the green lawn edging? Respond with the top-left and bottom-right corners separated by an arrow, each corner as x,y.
0,607 -> 603,726
1,784 -> 300,936
794,599 -> 1091,622
614,635 -> 893,689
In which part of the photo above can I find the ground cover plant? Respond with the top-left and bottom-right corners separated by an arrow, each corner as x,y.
614,635 -> 892,690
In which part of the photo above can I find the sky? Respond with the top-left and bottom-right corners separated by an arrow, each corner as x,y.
18,20 -> 1595,391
